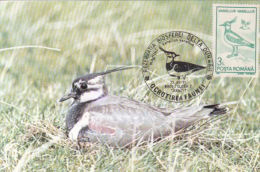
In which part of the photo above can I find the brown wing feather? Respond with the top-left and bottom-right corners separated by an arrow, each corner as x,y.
79,96 -> 228,146
82,96 -> 173,146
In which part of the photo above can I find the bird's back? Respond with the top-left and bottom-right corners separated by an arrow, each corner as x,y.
79,95 -> 173,146
166,61 -> 205,74
67,95 -> 227,147
225,31 -> 254,48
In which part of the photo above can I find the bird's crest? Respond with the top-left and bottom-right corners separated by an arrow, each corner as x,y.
97,66 -> 137,76
73,66 -> 137,84
230,16 -> 237,24
159,46 -> 179,59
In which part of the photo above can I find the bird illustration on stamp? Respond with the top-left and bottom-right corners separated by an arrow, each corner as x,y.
213,4 -> 258,77
219,17 -> 254,58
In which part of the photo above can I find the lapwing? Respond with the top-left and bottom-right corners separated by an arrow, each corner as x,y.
219,17 -> 254,58
159,46 -> 206,79
60,66 -> 228,147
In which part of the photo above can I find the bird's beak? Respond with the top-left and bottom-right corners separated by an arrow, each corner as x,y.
59,92 -> 77,102
219,23 -> 225,26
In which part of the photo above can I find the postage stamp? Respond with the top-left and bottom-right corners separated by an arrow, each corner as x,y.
142,31 -> 213,102
213,4 -> 259,77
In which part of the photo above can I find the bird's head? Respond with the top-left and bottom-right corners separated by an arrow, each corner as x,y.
219,21 -> 230,27
59,66 -> 135,103
219,17 -> 237,29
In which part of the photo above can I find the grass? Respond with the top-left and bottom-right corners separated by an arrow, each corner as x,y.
1,1 -> 260,171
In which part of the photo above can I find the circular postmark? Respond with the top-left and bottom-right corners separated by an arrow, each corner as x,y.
142,31 -> 213,102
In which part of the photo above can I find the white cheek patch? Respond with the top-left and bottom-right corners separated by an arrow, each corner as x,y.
88,76 -> 103,84
69,112 -> 90,140
80,88 -> 103,103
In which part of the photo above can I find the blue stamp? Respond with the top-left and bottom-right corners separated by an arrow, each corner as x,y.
213,4 -> 259,77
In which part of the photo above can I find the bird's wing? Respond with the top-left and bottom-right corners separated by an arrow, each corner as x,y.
80,96 -> 228,146
84,96 -> 173,145
173,62 -> 205,73
87,98 -> 227,133
226,32 -> 252,46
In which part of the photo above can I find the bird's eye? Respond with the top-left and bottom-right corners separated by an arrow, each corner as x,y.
81,83 -> 88,89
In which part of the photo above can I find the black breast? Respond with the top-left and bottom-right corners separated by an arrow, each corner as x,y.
66,101 -> 87,136
166,61 -> 174,71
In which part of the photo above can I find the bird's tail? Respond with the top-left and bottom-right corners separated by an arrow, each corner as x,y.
169,104 -> 228,132
248,43 -> 254,48
204,104 -> 229,116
